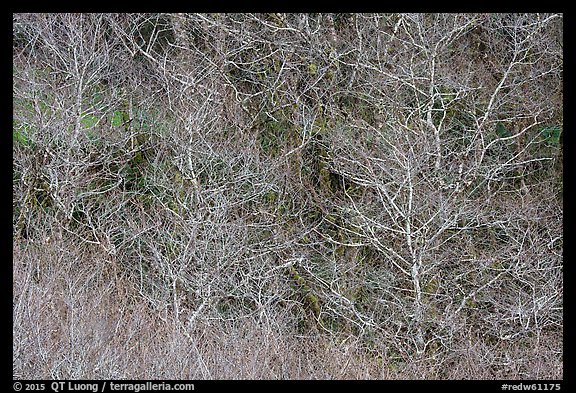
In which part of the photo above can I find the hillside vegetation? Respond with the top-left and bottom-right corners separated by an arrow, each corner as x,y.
13,13 -> 563,379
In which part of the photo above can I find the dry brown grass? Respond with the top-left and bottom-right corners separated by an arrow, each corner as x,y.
14,233 -> 376,379
13,233 -> 562,380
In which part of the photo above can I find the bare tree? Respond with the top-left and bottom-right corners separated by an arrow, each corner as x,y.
13,13 -> 562,379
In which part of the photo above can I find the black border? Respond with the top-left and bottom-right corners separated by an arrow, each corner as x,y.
10,8 -> 568,389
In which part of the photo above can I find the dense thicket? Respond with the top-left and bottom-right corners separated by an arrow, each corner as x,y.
13,13 -> 562,379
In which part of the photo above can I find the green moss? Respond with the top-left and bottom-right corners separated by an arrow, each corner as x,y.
318,162 -> 332,192
110,110 -> 127,127
306,292 -> 321,317
288,266 -> 324,327
26,177 -> 52,210
81,113 -> 99,129
257,116 -> 291,157
325,214 -> 337,223
308,63 -> 318,75
465,297 -> 477,309
539,125 -> 562,147
422,278 -> 439,294
264,190 -> 278,204
489,259 -> 505,270
13,121 -> 33,147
